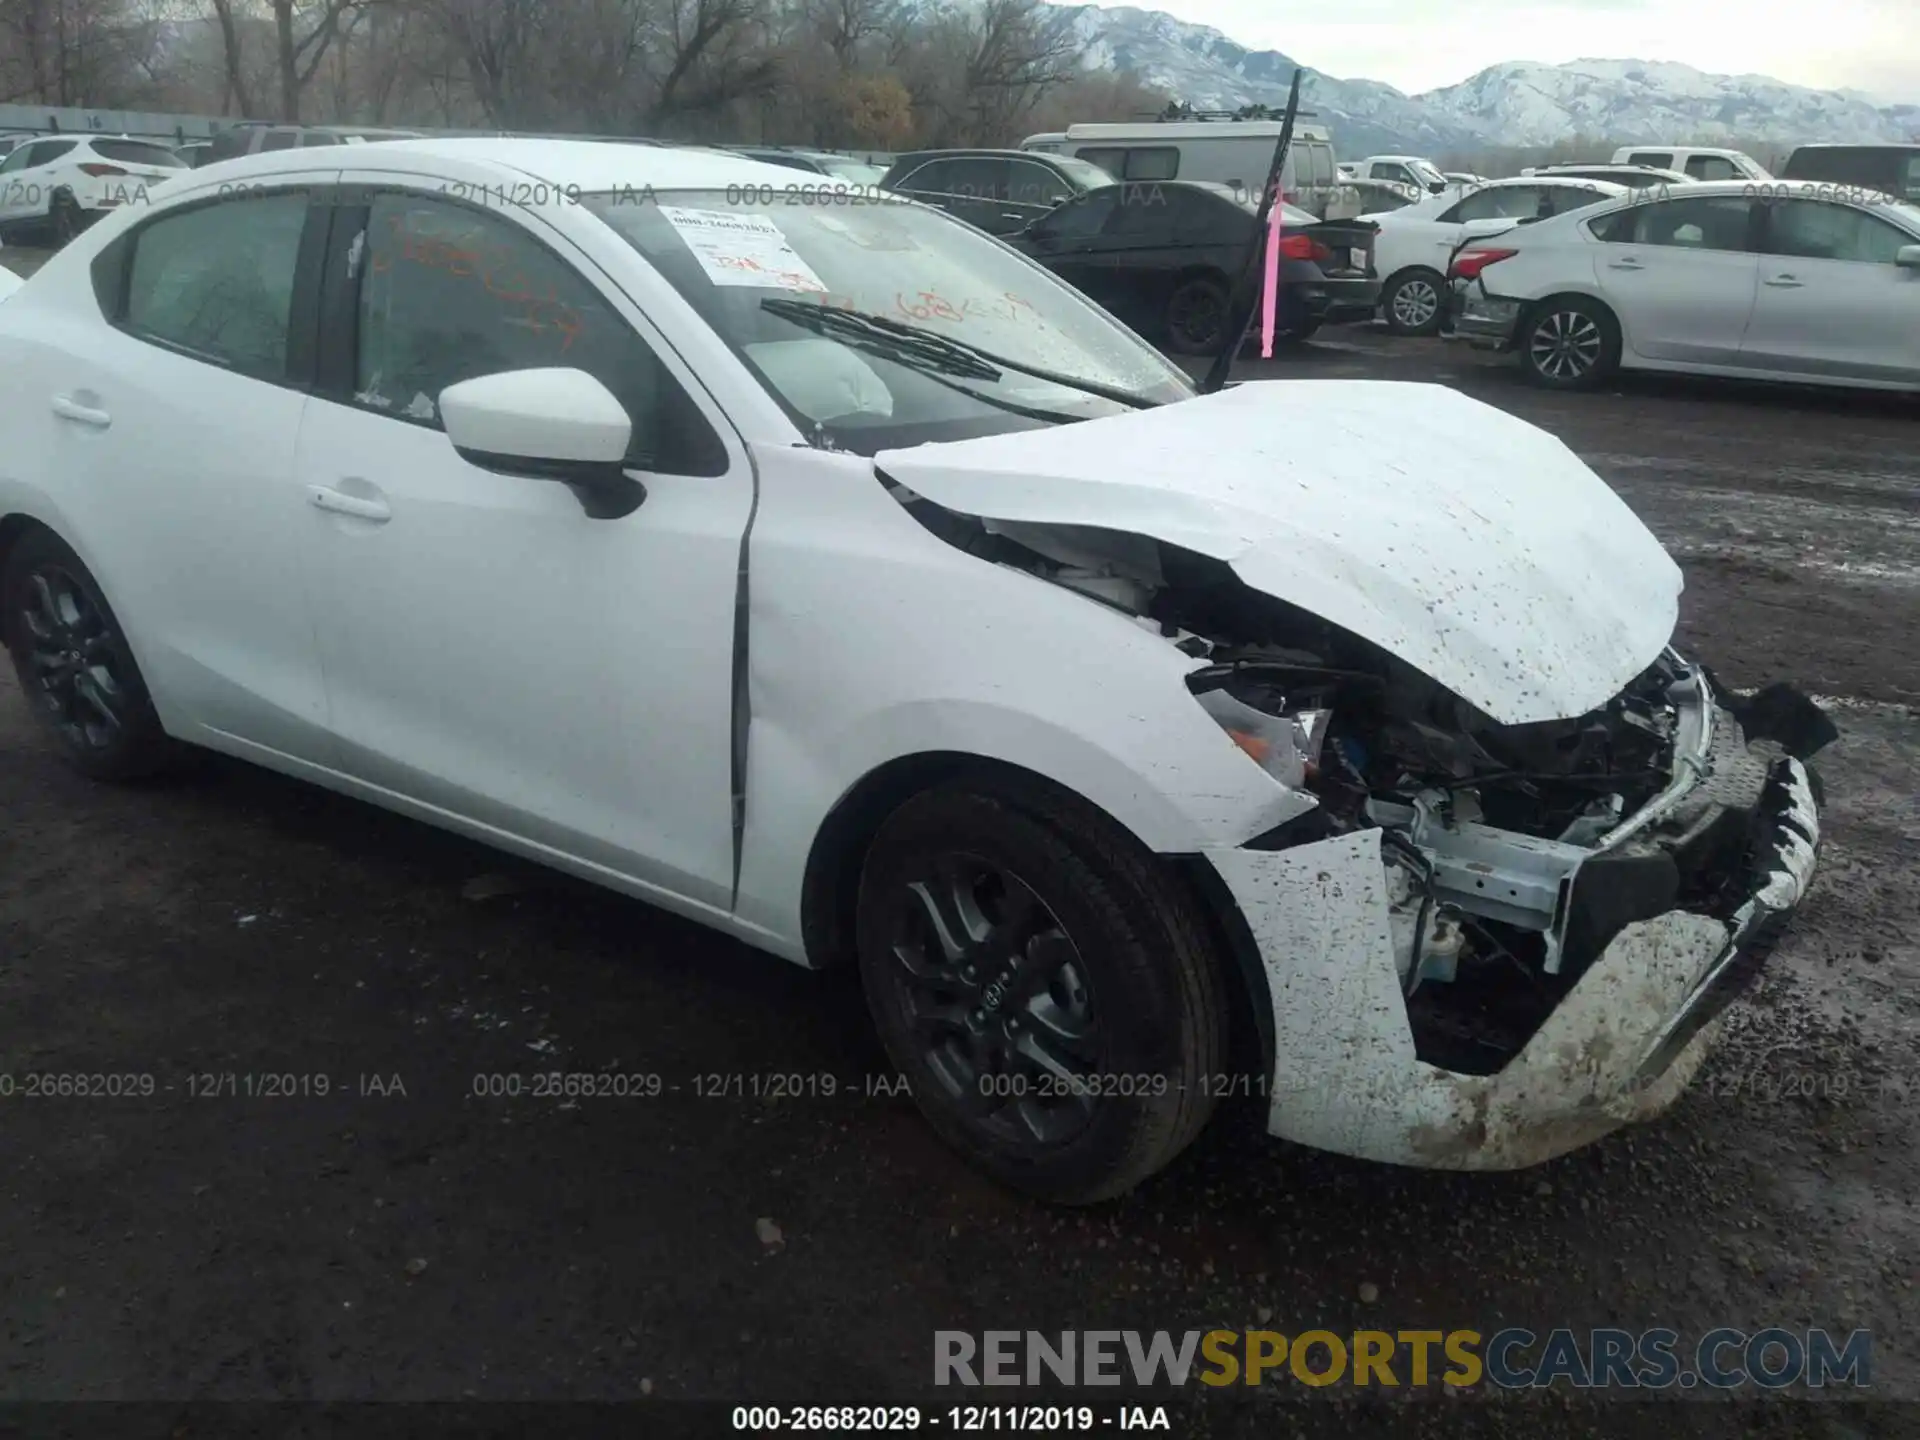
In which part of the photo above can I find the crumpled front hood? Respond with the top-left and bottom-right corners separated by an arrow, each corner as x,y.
874,379 -> 1681,725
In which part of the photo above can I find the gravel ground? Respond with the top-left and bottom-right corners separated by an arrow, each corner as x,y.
2,243 -> 1915,1435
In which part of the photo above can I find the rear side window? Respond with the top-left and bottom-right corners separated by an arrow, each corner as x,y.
300,131 -> 344,147
1905,158 -> 1920,202
123,192 -> 310,377
91,140 -> 185,168
1626,152 -> 1673,169
259,130 -> 300,152
1441,186 -> 1540,222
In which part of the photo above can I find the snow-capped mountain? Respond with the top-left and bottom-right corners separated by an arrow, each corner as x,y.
1419,58 -> 1920,147
1046,4 -> 1479,156
1042,3 -> 1920,154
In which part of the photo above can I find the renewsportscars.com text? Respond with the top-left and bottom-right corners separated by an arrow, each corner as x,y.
934,1328 -> 1872,1390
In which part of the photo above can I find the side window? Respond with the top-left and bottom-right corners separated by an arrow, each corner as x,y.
25,140 -> 77,167
0,146 -> 32,174
1307,145 -> 1335,186
259,130 -> 300,152
1369,162 -> 1406,183
1627,152 -> 1673,169
942,157 -> 1010,201
1442,186 -> 1538,222
1007,160 -> 1070,208
1901,157 -> 1920,202
1123,147 -> 1179,181
1543,184 -> 1609,216
1597,195 -> 1754,250
122,192 -> 310,377
1762,200 -> 1912,264
893,159 -> 954,195
1035,188 -> 1118,240
1073,147 -> 1126,180
1685,155 -> 1738,181
300,131 -> 343,147
352,194 -> 724,475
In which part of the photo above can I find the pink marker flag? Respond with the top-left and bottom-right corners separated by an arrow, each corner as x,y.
1259,199 -> 1284,358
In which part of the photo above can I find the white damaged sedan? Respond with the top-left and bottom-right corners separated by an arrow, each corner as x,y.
0,141 -> 1833,1202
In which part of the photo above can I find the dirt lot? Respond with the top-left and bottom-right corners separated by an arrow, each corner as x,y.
2,242 -> 1916,1435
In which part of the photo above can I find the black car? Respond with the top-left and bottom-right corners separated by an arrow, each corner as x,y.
1781,144 -> 1920,203
1003,180 -> 1380,354
879,148 -> 1120,237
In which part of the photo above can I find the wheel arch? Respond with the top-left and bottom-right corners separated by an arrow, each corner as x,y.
798,749 -> 1277,1087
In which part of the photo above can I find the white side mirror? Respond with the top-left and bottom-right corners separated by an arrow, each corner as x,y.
439,367 -> 643,519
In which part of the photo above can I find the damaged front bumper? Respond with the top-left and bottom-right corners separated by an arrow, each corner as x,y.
1204,682 -> 1824,1170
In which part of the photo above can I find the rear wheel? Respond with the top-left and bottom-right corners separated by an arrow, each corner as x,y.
1382,268 -> 1445,336
855,782 -> 1226,1204
1521,296 -> 1620,390
1,527 -> 175,780
1163,276 -> 1231,355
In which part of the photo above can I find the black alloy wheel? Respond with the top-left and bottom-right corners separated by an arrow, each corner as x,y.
856,783 -> 1227,1204
1,528 -> 174,779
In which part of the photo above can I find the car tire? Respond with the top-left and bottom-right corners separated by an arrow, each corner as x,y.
855,780 -> 1226,1205
1381,269 -> 1445,336
0,527 -> 177,781
1520,296 -> 1620,390
1279,317 -> 1322,344
1163,276 -> 1232,355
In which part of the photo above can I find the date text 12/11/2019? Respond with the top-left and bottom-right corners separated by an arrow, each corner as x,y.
730,1405 -> 1174,1431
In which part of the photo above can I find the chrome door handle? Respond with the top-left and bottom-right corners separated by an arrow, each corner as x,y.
1607,259 -> 1644,270
307,485 -> 391,521
1764,274 -> 1802,287
50,395 -> 111,427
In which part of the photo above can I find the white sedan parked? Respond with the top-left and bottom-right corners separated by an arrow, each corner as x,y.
1367,176 -> 1629,335
0,141 -> 1832,1202
1448,178 -> 1920,390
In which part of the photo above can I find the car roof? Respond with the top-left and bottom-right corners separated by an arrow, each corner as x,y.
180,136 -> 816,191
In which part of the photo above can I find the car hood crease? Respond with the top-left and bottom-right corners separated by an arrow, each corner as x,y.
873,380 -> 1682,725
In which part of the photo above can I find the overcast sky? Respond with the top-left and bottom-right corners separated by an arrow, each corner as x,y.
1134,0 -> 1920,104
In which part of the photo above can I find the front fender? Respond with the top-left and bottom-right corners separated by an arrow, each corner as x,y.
731,446 -> 1311,953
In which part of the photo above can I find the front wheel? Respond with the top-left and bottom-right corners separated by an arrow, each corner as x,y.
1,527 -> 176,779
855,782 -> 1227,1204
1521,297 -> 1620,390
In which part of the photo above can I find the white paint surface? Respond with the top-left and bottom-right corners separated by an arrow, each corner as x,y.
877,379 -> 1683,724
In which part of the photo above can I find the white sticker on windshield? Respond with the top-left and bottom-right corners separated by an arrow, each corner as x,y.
657,207 -> 827,293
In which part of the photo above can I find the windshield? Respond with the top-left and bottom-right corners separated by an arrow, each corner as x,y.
585,189 -> 1193,453
1407,159 -> 1446,187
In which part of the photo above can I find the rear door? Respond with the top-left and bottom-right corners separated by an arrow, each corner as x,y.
19,182 -> 336,758
1740,197 -> 1920,383
1587,194 -> 1761,364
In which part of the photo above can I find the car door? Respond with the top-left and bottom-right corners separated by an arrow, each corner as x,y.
23,182 -> 336,759
893,157 -> 1009,234
1586,194 -> 1761,365
293,183 -> 754,907
1063,182 -> 1203,328
1015,185 -> 1121,296
1739,198 -> 1920,383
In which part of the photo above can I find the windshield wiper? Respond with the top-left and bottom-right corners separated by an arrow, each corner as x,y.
760,297 -> 1163,410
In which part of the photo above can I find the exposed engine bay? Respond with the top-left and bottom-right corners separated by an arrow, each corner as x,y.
899,496 -> 1838,1077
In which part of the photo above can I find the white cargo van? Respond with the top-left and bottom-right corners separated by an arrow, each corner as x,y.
1021,120 -> 1346,216
1609,145 -> 1770,181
